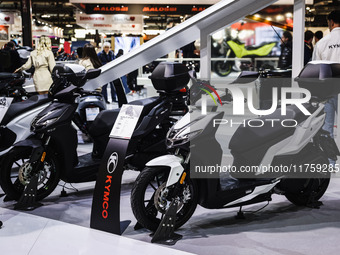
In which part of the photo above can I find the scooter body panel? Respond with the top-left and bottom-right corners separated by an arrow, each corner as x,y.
0,102 -> 50,156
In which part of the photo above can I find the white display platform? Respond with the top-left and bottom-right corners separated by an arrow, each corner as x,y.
0,207 -> 194,255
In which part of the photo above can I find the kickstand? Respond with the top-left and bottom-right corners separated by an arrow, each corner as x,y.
235,206 -> 246,219
151,199 -> 182,245
14,174 -> 43,210
306,191 -> 323,209
60,187 -> 68,197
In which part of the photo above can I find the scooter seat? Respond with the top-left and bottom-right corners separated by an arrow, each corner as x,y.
89,96 -> 161,138
229,104 -> 316,153
0,72 -> 21,80
1,94 -> 52,126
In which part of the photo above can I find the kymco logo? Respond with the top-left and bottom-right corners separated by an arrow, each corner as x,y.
201,86 -> 312,116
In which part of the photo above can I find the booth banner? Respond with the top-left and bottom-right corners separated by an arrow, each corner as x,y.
84,4 -> 210,15
78,23 -> 143,33
0,12 -> 14,25
76,14 -> 143,33
76,13 -> 143,25
0,25 -> 9,40
0,97 -> 13,123
33,25 -> 54,37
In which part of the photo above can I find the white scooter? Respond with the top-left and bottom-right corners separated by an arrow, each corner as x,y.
130,61 -> 340,233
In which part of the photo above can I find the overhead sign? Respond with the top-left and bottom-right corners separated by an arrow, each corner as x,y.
72,0 -> 218,4
0,12 -> 14,25
71,0 -> 312,4
76,14 -> 143,33
84,4 -> 210,15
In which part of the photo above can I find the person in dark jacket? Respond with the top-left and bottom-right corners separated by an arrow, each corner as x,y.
278,31 -> 293,69
304,30 -> 314,65
97,42 -> 115,65
314,30 -> 323,43
0,41 -> 21,73
97,42 -> 116,103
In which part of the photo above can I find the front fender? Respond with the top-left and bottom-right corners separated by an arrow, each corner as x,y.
13,137 -> 43,149
146,155 -> 184,187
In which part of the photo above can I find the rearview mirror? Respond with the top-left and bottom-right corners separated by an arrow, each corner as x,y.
84,69 -> 101,80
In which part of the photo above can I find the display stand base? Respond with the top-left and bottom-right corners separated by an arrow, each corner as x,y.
14,174 -> 43,211
134,222 -> 144,230
151,199 -> 182,245
120,220 -> 131,234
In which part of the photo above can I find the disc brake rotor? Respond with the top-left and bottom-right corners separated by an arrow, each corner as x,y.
154,182 -> 192,214
18,161 -> 51,186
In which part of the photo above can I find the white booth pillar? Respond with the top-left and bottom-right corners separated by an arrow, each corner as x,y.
292,0 -> 305,79
200,29 -> 212,79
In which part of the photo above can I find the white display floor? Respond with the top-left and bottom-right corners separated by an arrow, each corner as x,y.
1,108 -> 340,254
1,161 -> 340,255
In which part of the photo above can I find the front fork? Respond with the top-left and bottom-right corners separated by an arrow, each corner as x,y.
166,150 -> 191,199
29,135 -> 51,176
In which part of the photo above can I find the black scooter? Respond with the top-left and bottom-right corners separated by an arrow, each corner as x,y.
0,62 -> 189,201
0,72 -> 29,102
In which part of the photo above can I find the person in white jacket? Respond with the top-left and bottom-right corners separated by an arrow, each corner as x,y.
15,35 -> 56,94
312,10 -> 340,165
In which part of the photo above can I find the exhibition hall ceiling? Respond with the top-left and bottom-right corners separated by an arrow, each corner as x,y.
0,0 -> 339,32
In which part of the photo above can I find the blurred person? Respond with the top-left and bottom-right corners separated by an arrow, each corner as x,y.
312,10 -> 340,165
115,49 -> 131,96
0,41 -> 21,73
97,42 -> 114,65
115,49 -> 124,58
14,35 -> 55,94
314,30 -> 323,44
97,42 -> 116,103
304,30 -> 314,65
79,43 -> 102,70
278,31 -> 293,69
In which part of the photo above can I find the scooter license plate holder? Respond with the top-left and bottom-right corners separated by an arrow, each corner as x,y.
85,107 -> 100,121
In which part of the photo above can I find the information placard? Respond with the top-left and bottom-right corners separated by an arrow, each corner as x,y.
109,104 -> 144,139
0,97 -> 13,123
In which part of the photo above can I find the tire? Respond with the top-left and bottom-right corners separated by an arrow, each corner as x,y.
214,61 -> 232,77
131,166 -> 198,231
0,147 -> 60,201
284,156 -> 331,206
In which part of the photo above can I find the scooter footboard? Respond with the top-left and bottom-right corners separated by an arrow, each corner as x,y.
146,155 -> 184,187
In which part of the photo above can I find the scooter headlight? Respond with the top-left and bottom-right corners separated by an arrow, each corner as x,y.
31,117 -> 59,131
166,128 -> 203,148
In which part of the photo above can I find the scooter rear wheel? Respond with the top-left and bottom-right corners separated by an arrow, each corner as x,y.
131,166 -> 198,231
0,147 -> 60,201
284,173 -> 330,206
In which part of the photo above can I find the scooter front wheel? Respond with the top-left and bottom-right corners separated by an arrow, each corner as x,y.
0,147 -> 60,201
131,166 -> 198,231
